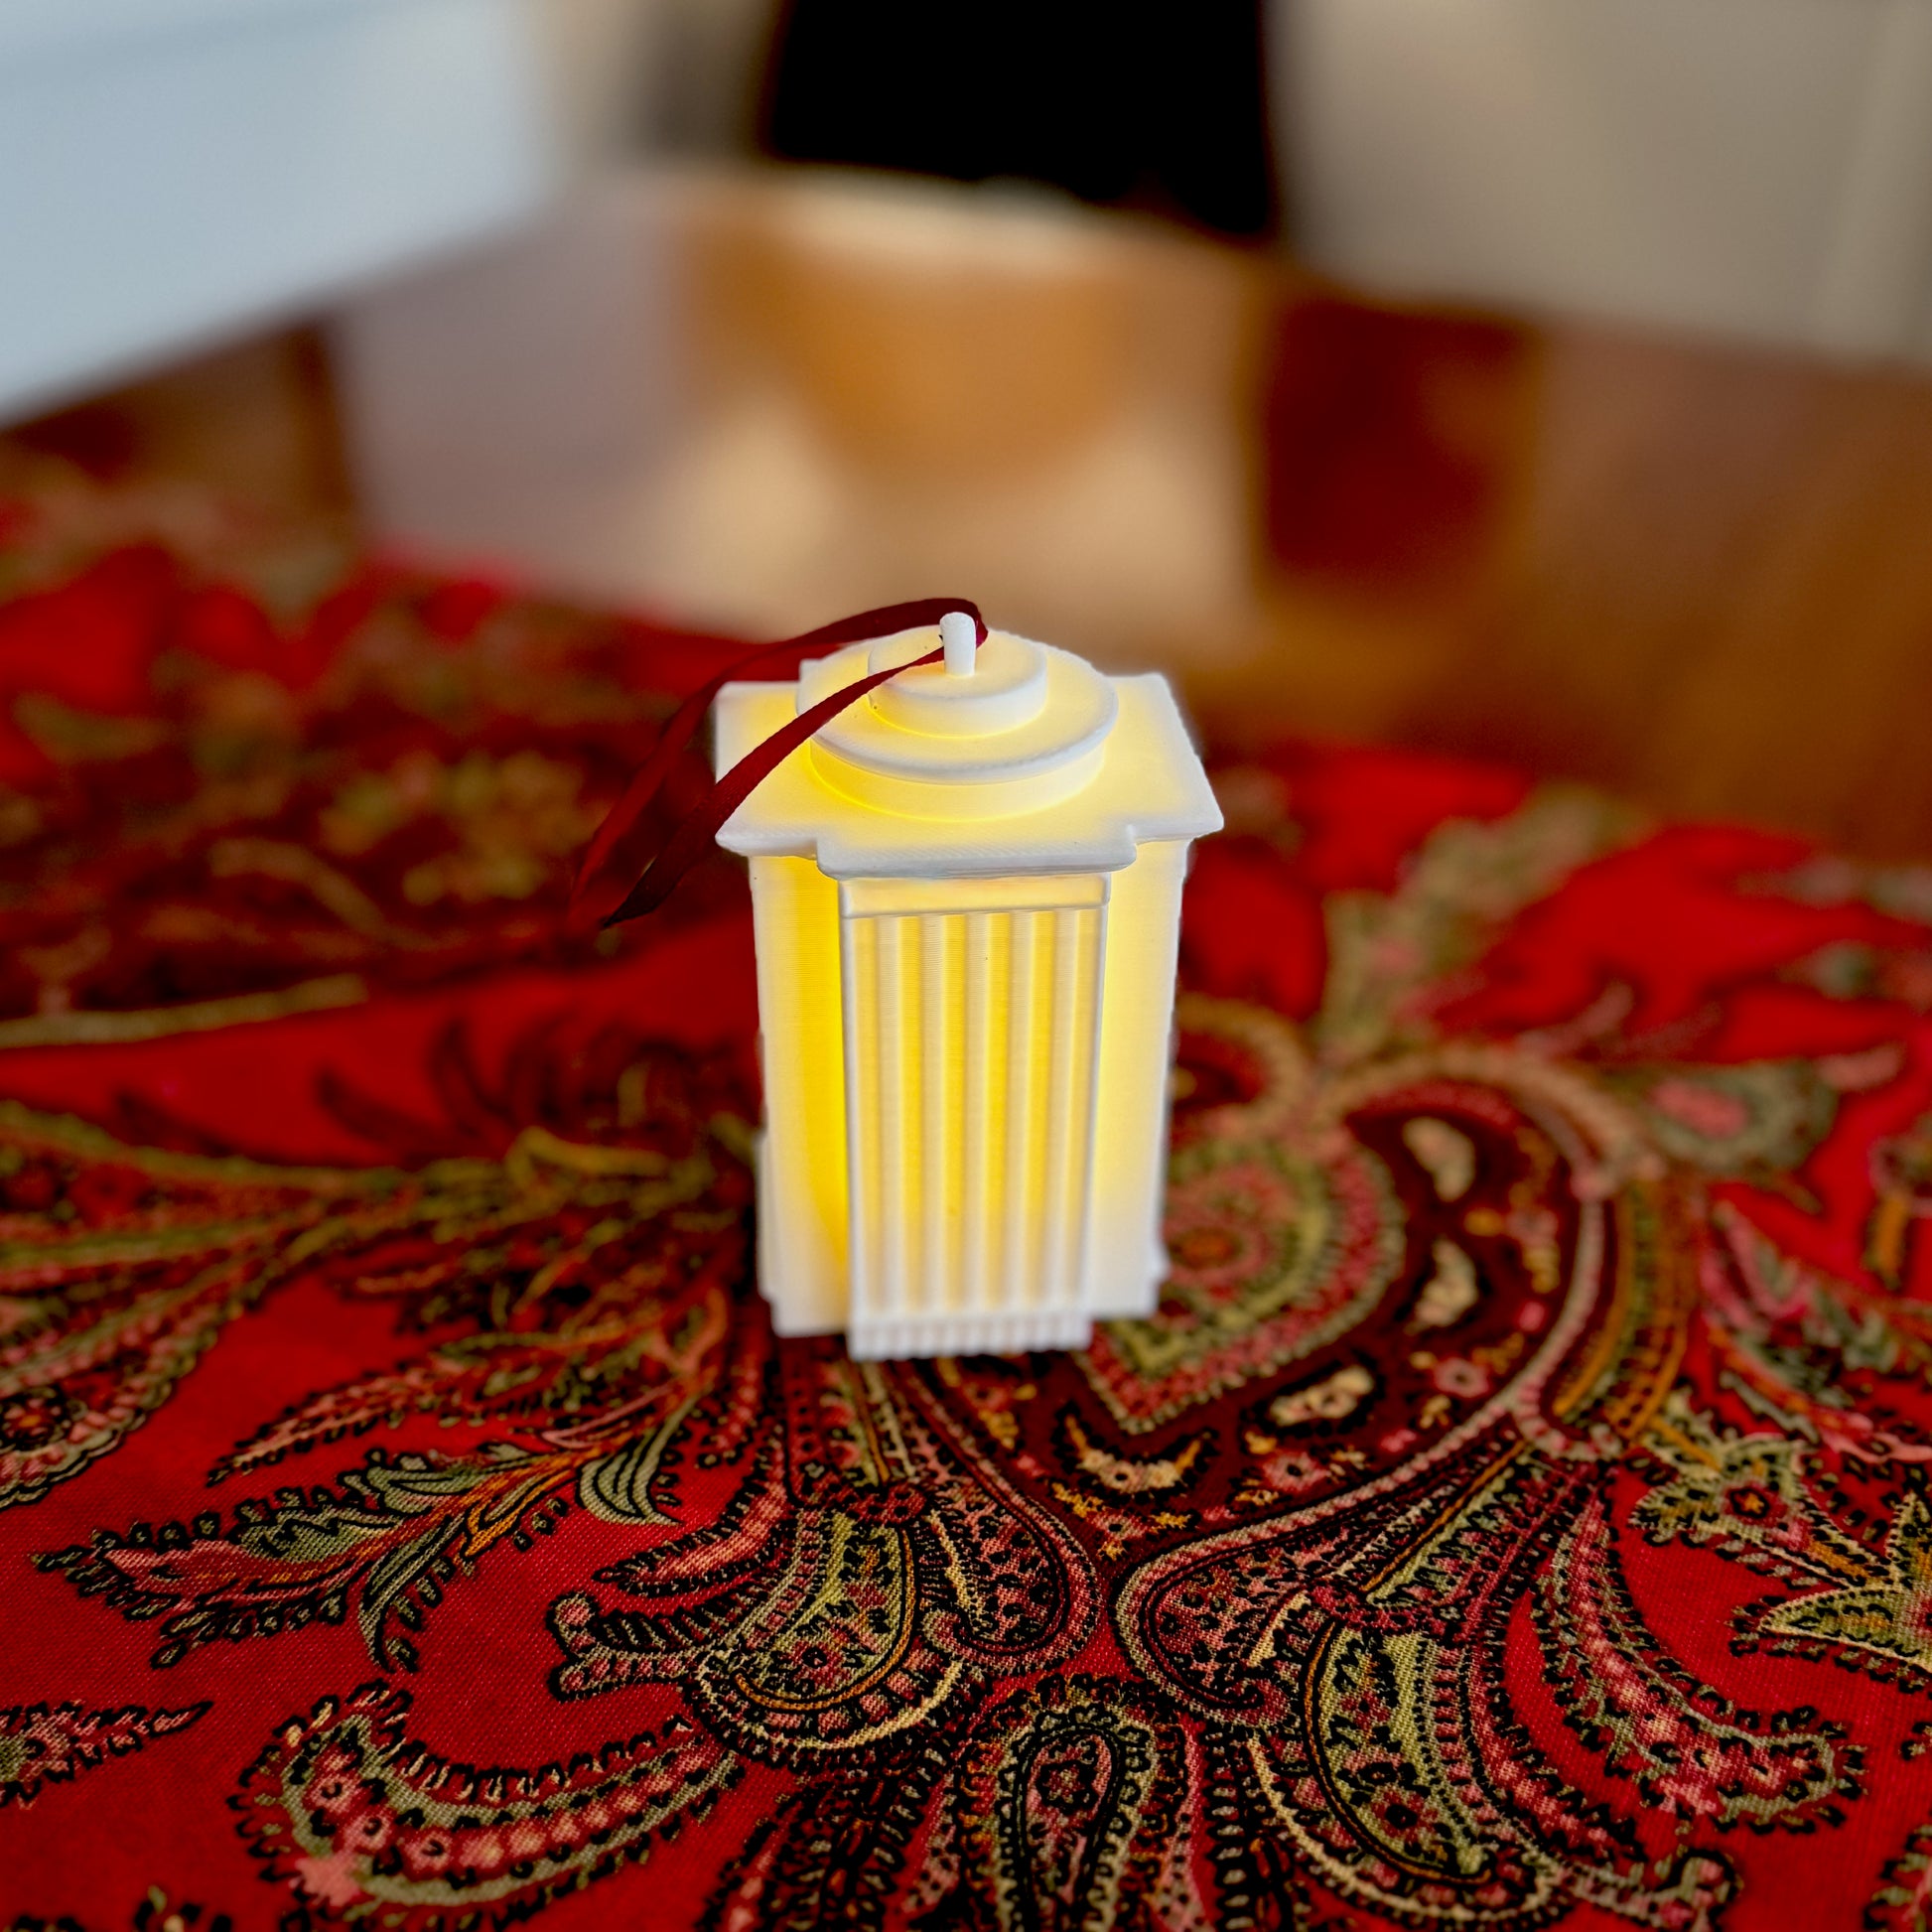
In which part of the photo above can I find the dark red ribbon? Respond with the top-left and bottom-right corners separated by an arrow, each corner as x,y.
570,598 -> 987,929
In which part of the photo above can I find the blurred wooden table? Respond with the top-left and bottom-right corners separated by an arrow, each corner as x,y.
10,166 -> 1932,859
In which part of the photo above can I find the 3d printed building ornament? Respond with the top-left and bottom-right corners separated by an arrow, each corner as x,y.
574,599 -> 1220,1358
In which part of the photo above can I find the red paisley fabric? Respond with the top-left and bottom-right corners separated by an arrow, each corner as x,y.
3,468 -> 1932,1932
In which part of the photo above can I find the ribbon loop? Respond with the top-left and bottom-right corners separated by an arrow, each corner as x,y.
570,598 -> 986,929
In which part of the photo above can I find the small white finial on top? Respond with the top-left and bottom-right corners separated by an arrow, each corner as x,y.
939,610 -> 977,678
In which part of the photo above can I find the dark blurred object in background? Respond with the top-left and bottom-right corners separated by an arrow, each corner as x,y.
762,0 -> 1277,239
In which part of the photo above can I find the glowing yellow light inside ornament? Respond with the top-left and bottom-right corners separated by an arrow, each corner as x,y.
714,618 -> 1220,1359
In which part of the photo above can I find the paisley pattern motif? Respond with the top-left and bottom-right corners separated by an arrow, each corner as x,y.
3,467 -> 1932,1930
0,1698 -> 207,1809
233,1683 -> 739,1919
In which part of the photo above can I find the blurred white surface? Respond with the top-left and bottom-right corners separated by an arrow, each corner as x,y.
0,0 -> 553,421
1282,0 -> 1932,358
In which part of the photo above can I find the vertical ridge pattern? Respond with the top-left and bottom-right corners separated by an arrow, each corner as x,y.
962,910 -> 992,1315
843,892 -> 1107,1353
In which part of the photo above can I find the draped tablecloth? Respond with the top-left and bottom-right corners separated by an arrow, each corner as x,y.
2,472 -> 1931,1932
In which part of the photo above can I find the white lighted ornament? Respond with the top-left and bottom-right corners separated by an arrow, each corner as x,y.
715,611 -> 1221,1359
